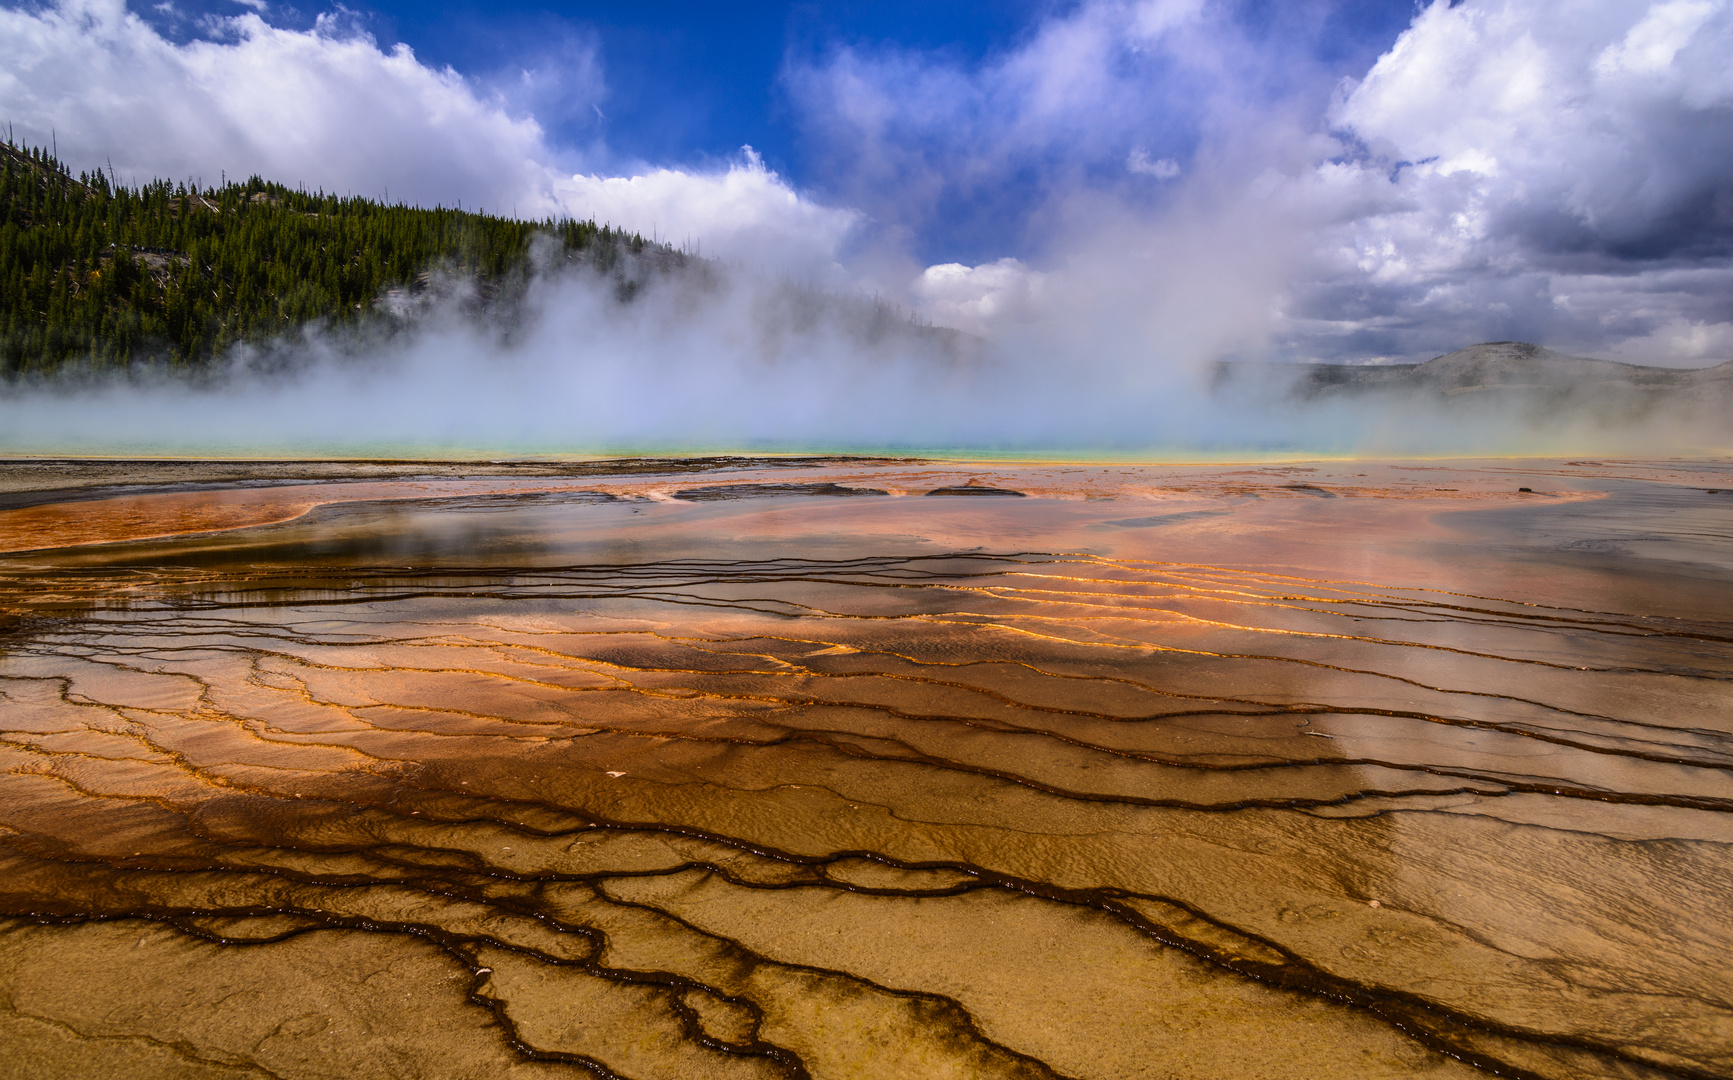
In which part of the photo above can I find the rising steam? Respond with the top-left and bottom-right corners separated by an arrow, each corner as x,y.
0,241 -> 1726,458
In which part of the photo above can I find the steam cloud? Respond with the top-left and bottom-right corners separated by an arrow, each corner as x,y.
1,258 -> 1724,457
1,0 -> 1730,454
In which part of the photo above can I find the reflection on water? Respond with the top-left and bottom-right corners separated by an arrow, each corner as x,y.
1,459 -> 1730,1080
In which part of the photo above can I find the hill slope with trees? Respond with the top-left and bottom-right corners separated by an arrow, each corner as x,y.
0,140 -> 681,376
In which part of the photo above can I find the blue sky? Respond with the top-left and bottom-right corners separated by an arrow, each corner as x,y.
357,1 -> 1418,168
3,0 -> 1732,368
369,1 -> 1055,169
130,1 -> 1069,170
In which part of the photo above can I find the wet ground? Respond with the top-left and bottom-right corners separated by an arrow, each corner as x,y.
0,456 -> 1730,1080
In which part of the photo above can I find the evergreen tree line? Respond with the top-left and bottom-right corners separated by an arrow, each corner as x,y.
1,140 -> 678,377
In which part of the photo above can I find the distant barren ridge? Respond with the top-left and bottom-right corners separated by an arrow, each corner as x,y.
1215,342 -> 1733,401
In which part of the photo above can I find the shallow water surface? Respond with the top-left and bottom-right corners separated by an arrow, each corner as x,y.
1,458 -> 1730,1080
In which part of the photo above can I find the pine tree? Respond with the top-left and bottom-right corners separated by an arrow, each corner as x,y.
0,140 -> 681,376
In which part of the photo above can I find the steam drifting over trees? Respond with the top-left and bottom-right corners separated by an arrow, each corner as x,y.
0,140 -> 677,376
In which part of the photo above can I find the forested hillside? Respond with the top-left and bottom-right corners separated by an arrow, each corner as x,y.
0,140 -> 677,375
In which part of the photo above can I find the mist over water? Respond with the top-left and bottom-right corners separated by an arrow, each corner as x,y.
1,248 -> 1727,458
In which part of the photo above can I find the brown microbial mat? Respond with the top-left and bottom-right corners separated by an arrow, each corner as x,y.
0,456 -> 1730,1080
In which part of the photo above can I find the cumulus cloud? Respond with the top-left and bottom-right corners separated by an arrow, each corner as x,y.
796,0 -> 1733,366
1,0 -> 550,208
0,0 -> 854,271
562,151 -> 860,279
912,259 -> 1045,335
1294,0 -> 1733,364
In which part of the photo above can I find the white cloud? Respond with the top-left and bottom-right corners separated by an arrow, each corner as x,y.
1596,0 -> 1717,75
0,0 -> 855,273
1127,148 -> 1180,178
1129,0 -> 1206,39
559,151 -> 860,277
1331,0 -> 1733,229
913,258 -> 1045,334
793,0 -> 1733,366
0,0 -> 546,208
1298,0 -> 1733,363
